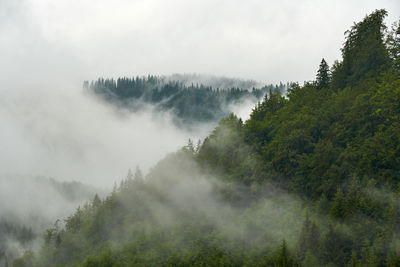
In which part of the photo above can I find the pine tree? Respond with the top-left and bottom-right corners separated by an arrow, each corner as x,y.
186,139 -> 195,153
195,139 -> 202,153
92,194 -> 102,212
298,213 -> 311,259
275,239 -> 293,267
298,213 -> 320,260
319,224 -> 352,266
316,58 -> 330,89
330,187 -> 346,218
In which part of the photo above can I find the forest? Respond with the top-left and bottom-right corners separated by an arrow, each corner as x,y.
86,75 -> 286,126
0,177 -> 102,267
12,9 -> 400,267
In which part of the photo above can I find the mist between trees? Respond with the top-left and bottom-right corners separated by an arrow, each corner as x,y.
6,8 -> 400,267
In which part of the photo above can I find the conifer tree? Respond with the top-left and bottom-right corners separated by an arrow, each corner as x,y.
275,239 -> 293,267
92,194 -> 102,211
316,58 -> 330,89
298,213 -> 320,260
186,139 -> 195,153
330,187 -> 346,218
331,9 -> 390,88
298,213 -> 311,259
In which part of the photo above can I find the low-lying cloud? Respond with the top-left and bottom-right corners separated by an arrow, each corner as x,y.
0,83 -> 207,188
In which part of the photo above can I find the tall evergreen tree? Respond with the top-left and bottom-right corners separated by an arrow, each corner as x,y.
330,187 -> 347,218
298,213 -> 320,260
319,225 -> 352,266
331,9 -> 390,88
275,239 -> 295,267
92,194 -> 102,212
316,58 -> 330,89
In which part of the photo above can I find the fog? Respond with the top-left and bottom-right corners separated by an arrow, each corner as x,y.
1,0 -> 398,187
0,175 -> 102,228
0,86 -> 211,260
0,174 -> 103,264
0,6 -> 259,258
0,84 -> 212,188
106,149 -> 307,256
0,0 -> 257,188
1,0 -> 400,264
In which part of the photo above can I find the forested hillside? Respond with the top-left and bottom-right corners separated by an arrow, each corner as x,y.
14,9 -> 400,266
0,177 -> 102,266
86,75 -> 285,126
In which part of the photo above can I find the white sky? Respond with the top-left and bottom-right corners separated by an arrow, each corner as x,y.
1,0 -> 399,84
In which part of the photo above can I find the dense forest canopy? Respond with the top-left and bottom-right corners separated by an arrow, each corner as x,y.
85,75 -> 286,126
164,74 -> 265,90
13,9 -> 400,267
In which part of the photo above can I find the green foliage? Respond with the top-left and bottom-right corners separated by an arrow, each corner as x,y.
81,250 -> 121,267
12,251 -> 34,267
87,75 -> 284,126
274,239 -> 297,267
316,58 -> 330,89
331,9 -> 390,88
14,9 -> 400,267
302,251 -> 320,267
386,20 -> 400,72
297,213 -> 319,260
24,149 -> 306,266
319,225 -> 352,266
194,9 -> 400,265
330,187 -> 346,218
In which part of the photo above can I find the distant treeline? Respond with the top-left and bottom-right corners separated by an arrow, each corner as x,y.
85,75 -> 286,124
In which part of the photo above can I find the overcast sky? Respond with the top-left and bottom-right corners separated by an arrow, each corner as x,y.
1,0 -> 399,85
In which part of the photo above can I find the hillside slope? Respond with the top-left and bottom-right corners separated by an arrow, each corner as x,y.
14,9 -> 400,267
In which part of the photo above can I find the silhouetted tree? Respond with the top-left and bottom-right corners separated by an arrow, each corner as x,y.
316,58 -> 330,89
